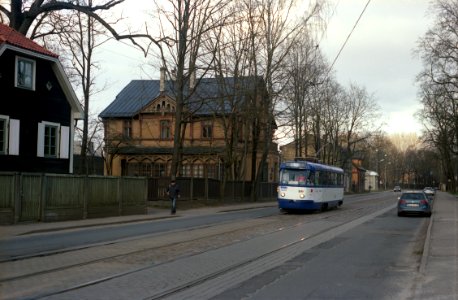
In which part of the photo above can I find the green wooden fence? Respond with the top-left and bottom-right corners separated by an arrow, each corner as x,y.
0,172 -> 147,224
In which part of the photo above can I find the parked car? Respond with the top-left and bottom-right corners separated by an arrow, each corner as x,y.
397,191 -> 432,217
393,186 -> 401,192
423,187 -> 435,196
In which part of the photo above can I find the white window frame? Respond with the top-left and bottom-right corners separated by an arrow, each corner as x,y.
37,121 -> 66,158
15,56 -> 36,90
9,119 -> 20,155
0,116 -> 20,155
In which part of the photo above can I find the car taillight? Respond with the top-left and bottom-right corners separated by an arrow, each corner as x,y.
399,199 -> 407,205
420,200 -> 428,205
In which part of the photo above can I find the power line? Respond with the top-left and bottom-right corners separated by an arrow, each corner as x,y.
326,0 -> 372,78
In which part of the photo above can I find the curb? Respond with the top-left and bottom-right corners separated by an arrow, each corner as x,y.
419,205 -> 434,274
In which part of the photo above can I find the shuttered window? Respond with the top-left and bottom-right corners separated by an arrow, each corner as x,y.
37,122 -> 69,159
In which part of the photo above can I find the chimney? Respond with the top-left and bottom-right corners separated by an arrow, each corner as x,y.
160,67 -> 166,92
189,71 -> 196,90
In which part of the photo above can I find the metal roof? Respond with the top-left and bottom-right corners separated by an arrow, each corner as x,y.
99,76 -> 264,118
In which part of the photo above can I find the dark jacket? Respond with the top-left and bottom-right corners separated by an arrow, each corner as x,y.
167,182 -> 180,198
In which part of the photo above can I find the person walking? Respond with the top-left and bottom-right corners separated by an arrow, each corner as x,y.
166,178 -> 180,214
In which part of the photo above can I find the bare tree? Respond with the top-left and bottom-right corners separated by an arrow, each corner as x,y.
204,2 -> 252,184
240,0 -> 327,200
44,2 -> 110,174
153,0 -> 231,178
339,83 -> 381,169
416,0 -> 458,191
1,0 -> 165,54
282,34 -> 327,159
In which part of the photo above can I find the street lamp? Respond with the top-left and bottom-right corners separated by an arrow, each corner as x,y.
379,154 -> 387,190
385,161 -> 391,190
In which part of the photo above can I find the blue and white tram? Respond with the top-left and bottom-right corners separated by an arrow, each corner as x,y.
277,159 -> 344,211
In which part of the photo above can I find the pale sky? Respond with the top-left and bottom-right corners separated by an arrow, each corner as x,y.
92,0 -> 434,136
319,0 -> 434,134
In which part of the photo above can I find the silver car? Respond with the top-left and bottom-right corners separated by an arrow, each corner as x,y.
397,191 -> 432,217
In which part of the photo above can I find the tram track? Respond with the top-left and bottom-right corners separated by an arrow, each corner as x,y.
0,195 -> 396,300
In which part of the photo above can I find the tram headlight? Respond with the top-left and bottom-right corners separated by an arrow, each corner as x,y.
299,194 -> 305,198
280,192 -> 285,197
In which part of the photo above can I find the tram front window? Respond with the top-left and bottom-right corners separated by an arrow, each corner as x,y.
280,169 -> 311,186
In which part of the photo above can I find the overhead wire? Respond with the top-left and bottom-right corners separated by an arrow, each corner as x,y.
324,0 -> 372,80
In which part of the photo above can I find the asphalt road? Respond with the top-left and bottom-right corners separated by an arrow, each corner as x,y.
0,191 -> 430,300
0,206 -> 279,260
213,207 -> 428,299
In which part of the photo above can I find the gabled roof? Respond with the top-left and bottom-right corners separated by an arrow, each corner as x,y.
0,24 -> 83,119
99,76 -> 264,118
0,23 -> 58,58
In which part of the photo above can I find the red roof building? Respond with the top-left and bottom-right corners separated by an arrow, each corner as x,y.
0,23 -> 58,58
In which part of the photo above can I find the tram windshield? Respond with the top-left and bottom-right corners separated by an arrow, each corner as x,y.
280,169 -> 313,186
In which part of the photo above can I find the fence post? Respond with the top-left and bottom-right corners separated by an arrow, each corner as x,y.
83,175 -> 88,219
39,174 -> 47,222
144,178 -> 148,214
205,176 -> 208,201
190,177 -> 193,200
118,176 -> 122,216
13,173 -> 21,224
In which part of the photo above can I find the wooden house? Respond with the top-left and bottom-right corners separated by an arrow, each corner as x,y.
0,24 -> 83,173
99,70 -> 279,182
279,136 -> 316,162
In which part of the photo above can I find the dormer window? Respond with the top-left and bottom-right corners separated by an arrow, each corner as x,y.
15,56 -> 35,90
154,99 -> 176,113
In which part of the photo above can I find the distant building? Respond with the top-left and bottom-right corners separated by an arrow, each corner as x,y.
0,24 -> 83,173
351,158 -> 366,193
279,137 -> 316,162
365,170 -> 379,191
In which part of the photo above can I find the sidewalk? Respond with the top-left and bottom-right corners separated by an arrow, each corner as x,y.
415,192 -> 458,299
0,201 -> 277,239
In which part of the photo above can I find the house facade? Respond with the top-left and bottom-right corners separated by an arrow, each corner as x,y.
351,158 -> 366,192
0,24 -> 83,173
99,71 -> 279,182
279,137 -> 316,162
